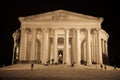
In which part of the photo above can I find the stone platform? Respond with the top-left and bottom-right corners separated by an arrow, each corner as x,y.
0,64 -> 120,80
0,63 -> 119,71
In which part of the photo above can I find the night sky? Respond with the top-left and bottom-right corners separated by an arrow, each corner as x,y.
0,0 -> 120,67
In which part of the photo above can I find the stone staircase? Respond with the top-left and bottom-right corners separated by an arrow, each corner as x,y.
0,64 -> 119,71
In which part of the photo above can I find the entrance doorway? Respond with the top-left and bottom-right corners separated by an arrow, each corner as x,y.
58,49 -> 63,64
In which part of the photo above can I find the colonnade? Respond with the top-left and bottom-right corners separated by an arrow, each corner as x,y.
16,27 -> 108,65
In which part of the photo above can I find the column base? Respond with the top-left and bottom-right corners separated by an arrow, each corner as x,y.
74,63 -> 81,66
86,63 -> 92,66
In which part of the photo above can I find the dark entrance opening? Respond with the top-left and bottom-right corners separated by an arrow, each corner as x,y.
58,50 -> 63,64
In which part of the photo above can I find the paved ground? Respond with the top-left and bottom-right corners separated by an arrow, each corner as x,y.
0,64 -> 120,80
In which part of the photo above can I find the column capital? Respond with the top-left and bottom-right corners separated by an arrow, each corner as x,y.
53,29 -> 57,34
76,29 -> 80,32
86,29 -> 91,34
42,28 -> 49,30
70,28 -> 75,31
70,28 -> 76,33
42,28 -> 49,33
52,28 -> 57,31
64,29 -> 70,32
20,28 -> 26,30
72,29 -> 80,32
94,28 -> 101,32
72,28 -> 80,30
31,28 -> 36,31
86,28 -> 92,31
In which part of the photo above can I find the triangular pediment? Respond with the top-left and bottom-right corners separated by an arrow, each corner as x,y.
19,9 -> 103,23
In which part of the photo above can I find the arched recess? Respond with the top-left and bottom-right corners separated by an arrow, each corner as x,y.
81,39 -> 86,64
58,49 -> 63,64
36,39 -> 41,63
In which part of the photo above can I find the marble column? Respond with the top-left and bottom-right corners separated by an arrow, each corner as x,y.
45,29 -> 49,63
41,28 -> 49,64
50,43 -> 53,64
64,29 -> 71,65
105,41 -> 109,64
91,32 -> 94,63
71,29 -> 76,64
19,28 -> 26,61
93,32 -> 96,62
41,31 -> 44,63
94,30 -> 98,63
102,39 -> 105,54
86,29 -> 92,65
12,38 -> 17,64
63,38 -> 65,64
105,41 -> 108,56
97,30 -> 103,64
53,29 -> 58,63
76,29 -> 81,65
30,28 -> 36,62
83,42 -> 86,62
48,32 -> 51,63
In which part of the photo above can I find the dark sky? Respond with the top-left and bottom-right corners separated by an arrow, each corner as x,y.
0,0 -> 120,67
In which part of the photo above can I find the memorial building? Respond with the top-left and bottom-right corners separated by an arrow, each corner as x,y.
12,10 -> 109,66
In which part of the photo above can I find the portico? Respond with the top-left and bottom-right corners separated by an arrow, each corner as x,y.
12,10 -> 109,66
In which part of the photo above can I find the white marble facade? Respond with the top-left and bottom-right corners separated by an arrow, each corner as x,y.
12,10 -> 109,66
